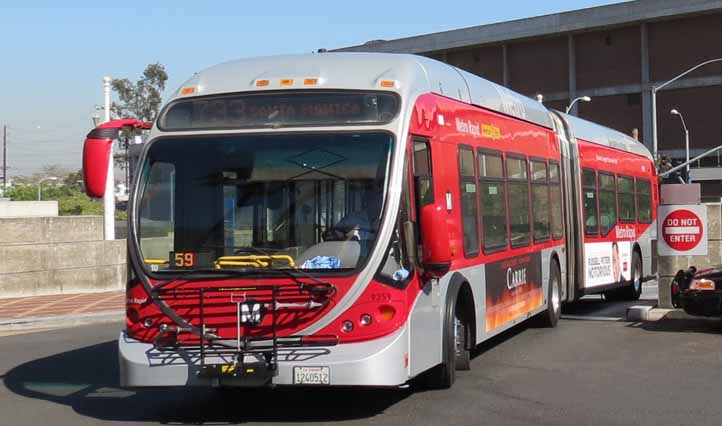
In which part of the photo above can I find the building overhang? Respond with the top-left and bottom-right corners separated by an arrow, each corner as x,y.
336,0 -> 722,54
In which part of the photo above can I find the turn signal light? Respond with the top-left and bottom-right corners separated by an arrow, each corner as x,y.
690,279 -> 716,291
379,305 -> 396,321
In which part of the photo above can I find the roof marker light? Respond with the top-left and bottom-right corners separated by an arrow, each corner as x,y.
255,79 -> 270,87
180,86 -> 196,95
380,80 -> 396,88
280,78 -> 294,86
304,78 -> 319,86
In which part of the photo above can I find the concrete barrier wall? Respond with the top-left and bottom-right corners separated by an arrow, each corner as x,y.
658,203 -> 722,308
0,216 -> 126,298
0,201 -> 58,218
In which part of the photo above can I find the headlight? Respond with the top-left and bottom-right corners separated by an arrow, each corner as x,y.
689,279 -> 716,291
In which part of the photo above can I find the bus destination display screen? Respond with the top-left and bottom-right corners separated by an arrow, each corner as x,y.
160,91 -> 399,130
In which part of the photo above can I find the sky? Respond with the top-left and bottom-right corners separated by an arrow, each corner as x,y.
0,0 -> 626,177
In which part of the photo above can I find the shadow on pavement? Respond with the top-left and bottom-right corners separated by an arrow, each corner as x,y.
638,316 -> 722,335
562,297 -> 655,320
3,340 -> 411,424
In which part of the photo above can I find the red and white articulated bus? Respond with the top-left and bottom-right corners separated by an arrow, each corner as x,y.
83,53 -> 657,389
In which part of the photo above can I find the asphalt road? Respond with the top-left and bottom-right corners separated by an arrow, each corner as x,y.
2,285 -> 722,426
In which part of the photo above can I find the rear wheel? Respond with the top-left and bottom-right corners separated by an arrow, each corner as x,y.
536,261 -> 562,327
622,252 -> 643,301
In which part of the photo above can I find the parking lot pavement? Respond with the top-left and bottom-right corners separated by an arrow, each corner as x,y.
1,292 -> 722,426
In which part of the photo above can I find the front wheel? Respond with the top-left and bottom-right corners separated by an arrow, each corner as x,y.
422,285 -> 471,388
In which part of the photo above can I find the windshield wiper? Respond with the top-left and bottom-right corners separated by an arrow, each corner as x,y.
152,267 -> 260,291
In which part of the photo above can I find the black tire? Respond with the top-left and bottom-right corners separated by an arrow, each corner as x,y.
622,252 -> 643,301
454,308 -> 471,371
423,286 -> 469,389
537,261 -> 562,327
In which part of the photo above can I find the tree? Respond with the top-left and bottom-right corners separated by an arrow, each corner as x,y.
110,63 -> 168,189
110,63 -> 168,122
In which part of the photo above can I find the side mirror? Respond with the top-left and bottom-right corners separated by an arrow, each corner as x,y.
82,135 -> 114,198
82,119 -> 153,198
420,203 -> 451,278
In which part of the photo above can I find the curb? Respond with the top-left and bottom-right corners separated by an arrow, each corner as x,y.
641,307 -> 721,322
0,310 -> 124,332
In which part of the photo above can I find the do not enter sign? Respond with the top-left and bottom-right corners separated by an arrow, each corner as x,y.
663,209 -> 703,251
658,205 -> 708,256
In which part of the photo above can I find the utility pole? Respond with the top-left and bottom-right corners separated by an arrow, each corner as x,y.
103,76 -> 115,240
2,125 -> 6,189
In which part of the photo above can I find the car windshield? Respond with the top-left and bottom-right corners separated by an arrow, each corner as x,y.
135,132 -> 392,274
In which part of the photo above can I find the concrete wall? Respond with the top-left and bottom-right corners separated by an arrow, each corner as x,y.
658,203 -> 722,308
0,216 -> 126,298
0,201 -> 58,218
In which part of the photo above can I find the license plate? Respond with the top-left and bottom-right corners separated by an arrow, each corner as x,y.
293,366 -> 330,385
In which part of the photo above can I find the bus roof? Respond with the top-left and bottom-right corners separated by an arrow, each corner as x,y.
556,111 -> 654,161
169,53 -> 652,160
170,52 -> 554,130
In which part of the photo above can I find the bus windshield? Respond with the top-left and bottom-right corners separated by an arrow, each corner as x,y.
135,132 -> 393,274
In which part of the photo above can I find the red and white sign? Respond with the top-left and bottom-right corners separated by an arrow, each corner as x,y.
658,205 -> 708,256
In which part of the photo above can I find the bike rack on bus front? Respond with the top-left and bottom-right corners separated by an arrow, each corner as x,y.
151,281 -> 338,385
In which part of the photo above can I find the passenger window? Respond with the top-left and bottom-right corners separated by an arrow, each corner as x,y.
413,140 -> 433,208
549,162 -> 563,240
618,175 -> 635,223
531,160 -> 550,242
598,173 -> 617,235
636,179 -> 652,223
507,156 -> 530,247
478,152 -> 507,251
458,146 -> 479,256
583,169 -> 598,235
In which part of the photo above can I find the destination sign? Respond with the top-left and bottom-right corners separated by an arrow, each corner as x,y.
160,91 -> 399,130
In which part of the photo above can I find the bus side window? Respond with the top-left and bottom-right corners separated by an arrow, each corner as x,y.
530,159 -> 550,242
583,169 -> 599,235
549,162 -> 563,240
636,178 -> 652,223
507,156 -> 531,248
618,175 -> 636,223
598,172 -> 617,236
412,139 -> 434,209
478,151 -> 507,251
376,157 -> 414,287
458,145 -> 479,257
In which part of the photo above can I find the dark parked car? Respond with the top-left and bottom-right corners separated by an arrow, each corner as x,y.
672,266 -> 722,317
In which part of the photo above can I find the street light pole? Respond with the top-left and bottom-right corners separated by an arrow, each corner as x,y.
650,58 -> 722,160
565,96 -> 591,114
670,109 -> 690,182
102,76 -> 115,240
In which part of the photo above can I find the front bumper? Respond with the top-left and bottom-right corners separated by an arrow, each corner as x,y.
118,326 -> 410,388
679,291 -> 722,317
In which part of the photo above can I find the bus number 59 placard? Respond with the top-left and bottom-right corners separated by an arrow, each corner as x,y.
173,252 -> 196,268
